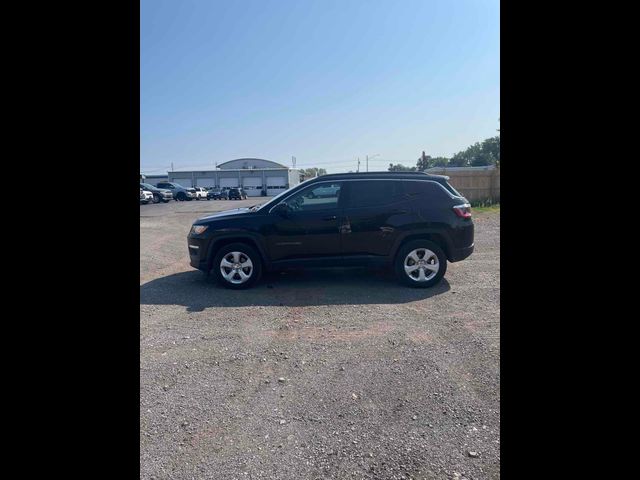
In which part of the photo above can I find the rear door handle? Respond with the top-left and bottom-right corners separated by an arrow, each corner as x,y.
322,215 -> 337,221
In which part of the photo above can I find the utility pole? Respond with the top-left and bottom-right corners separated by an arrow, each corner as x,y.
357,157 -> 360,172
365,154 -> 380,172
171,162 -> 174,172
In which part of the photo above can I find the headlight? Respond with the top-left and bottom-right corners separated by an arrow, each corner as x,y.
190,225 -> 208,235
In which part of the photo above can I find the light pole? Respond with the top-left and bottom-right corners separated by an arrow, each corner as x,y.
366,154 -> 380,172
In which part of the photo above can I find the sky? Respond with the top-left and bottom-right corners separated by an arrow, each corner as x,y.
141,0 -> 499,174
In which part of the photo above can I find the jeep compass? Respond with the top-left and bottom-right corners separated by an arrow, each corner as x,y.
187,172 -> 474,289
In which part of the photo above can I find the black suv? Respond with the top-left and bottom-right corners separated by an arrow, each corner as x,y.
187,172 -> 474,289
228,187 -> 247,200
207,187 -> 229,200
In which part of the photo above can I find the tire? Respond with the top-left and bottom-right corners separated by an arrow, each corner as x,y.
177,192 -> 186,201
152,194 -> 160,204
213,243 -> 262,289
394,239 -> 447,288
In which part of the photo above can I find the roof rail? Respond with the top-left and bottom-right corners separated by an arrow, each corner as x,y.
317,171 -> 430,177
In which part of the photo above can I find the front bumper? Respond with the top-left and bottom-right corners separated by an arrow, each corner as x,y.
187,236 -> 211,271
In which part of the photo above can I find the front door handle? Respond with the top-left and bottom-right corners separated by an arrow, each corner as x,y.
322,215 -> 337,221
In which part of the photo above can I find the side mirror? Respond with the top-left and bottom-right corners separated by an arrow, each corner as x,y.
272,202 -> 290,216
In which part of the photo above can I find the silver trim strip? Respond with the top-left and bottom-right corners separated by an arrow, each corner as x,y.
188,245 -> 200,249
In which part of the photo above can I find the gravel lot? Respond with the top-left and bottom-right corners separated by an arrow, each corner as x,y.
140,199 -> 500,480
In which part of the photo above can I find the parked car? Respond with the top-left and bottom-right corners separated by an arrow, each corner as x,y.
140,187 -> 153,204
140,183 -> 173,203
228,187 -> 247,200
156,182 -> 196,201
187,171 -> 474,289
193,187 -> 209,200
207,187 -> 228,200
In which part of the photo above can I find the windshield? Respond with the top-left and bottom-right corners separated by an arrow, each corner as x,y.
141,183 -> 155,190
254,185 -> 297,211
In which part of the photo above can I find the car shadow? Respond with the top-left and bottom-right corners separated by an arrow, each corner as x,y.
140,268 -> 451,311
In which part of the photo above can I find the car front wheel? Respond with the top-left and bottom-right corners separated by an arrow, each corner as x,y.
394,240 -> 447,288
213,243 -> 262,289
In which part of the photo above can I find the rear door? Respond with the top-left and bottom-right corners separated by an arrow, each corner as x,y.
341,180 -> 409,257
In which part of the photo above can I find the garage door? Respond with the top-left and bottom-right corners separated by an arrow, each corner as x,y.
196,178 -> 216,188
266,176 -> 287,196
243,177 -> 263,197
219,178 -> 239,188
173,178 -> 192,188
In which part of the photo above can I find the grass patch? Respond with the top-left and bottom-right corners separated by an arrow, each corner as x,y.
471,200 -> 500,213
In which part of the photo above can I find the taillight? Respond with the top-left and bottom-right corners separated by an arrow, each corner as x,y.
453,203 -> 472,219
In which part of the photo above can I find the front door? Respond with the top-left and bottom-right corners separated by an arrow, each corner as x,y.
267,182 -> 344,262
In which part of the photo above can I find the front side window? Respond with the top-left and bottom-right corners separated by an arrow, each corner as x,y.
285,182 -> 342,212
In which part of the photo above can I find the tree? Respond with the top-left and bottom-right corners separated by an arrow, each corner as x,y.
430,157 -> 450,168
301,167 -> 327,178
388,163 -> 417,172
417,151 -> 432,170
447,136 -> 500,167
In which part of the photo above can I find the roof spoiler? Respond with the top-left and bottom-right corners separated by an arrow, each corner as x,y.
425,173 -> 450,181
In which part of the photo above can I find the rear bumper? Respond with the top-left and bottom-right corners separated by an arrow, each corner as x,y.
449,244 -> 474,262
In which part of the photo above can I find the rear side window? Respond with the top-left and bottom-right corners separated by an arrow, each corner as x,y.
347,181 -> 403,208
403,181 -> 451,201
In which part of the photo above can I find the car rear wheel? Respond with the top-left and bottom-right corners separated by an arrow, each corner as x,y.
394,240 -> 447,288
152,194 -> 160,204
213,243 -> 262,289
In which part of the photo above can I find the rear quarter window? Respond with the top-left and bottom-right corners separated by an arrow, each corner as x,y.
440,181 -> 463,197
403,180 -> 452,202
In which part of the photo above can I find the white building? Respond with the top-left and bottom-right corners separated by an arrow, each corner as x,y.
167,158 -> 301,197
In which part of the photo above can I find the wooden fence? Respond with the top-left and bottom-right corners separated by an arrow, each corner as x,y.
426,166 -> 500,203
